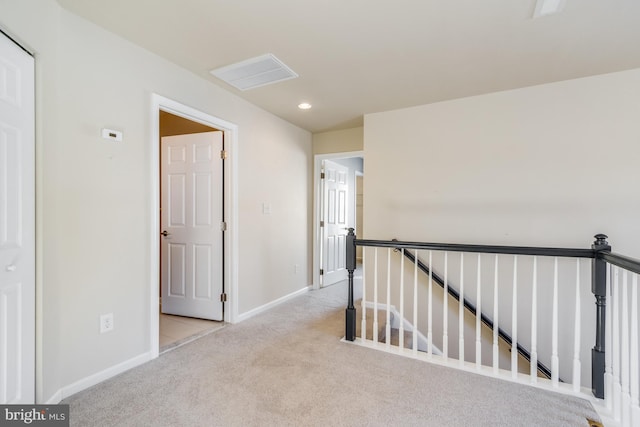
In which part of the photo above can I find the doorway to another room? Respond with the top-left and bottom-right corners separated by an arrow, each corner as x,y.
313,152 -> 364,289
158,110 -> 226,352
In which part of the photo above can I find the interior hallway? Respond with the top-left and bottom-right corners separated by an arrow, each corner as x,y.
65,275 -> 599,426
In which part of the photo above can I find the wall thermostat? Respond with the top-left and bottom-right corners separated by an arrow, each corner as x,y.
101,128 -> 123,142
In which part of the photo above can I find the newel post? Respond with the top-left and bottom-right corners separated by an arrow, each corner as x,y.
345,228 -> 357,341
591,233 -> 610,399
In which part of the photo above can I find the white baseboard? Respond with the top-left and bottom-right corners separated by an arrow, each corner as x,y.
44,389 -> 63,405
235,286 -> 310,323
43,287 -> 310,404
44,351 -> 153,404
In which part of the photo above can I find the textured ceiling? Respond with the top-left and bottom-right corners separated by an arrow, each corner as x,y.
57,0 -> 640,133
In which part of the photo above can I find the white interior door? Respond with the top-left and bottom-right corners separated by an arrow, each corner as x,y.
0,32 -> 35,404
161,131 -> 223,320
321,160 -> 349,286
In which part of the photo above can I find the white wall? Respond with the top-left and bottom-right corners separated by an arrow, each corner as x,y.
365,69 -> 640,256
1,0 -> 311,403
313,127 -> 363,155
364,68 -> 640,386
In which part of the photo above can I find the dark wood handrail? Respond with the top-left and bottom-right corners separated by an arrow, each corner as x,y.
355,239 -> 596,259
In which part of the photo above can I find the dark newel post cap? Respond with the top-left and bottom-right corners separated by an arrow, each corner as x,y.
592,234 -> 611,250
594,234 -> 608,244
347,227 -> 355,235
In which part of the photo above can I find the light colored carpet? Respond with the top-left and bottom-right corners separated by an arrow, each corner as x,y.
64,279 -> 600,426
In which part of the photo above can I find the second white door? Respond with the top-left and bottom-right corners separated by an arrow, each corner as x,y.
161,131 -> 224,320
321,160 -> 349,286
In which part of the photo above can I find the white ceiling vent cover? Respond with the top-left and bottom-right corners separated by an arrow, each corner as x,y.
210,54 -> 298,91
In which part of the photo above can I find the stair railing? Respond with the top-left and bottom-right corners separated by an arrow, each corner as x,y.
344,230 -> 640,425
598,244 -> 640,426
393,242 -> 553,380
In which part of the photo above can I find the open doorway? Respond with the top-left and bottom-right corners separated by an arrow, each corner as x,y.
313,151 -> 364,289
150,95 -> 239,358
158,111 -> 225,351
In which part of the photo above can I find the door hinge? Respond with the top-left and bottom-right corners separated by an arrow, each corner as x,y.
220,293 -> 227,302
220,221 -> 228,231
320,172 -> 325,179
220,150 -> 228,159
320,220 -> 324,227
320,269 -> 324,276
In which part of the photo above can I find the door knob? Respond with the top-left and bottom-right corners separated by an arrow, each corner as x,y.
160,230 -> 169,237
6,264 -> 16,272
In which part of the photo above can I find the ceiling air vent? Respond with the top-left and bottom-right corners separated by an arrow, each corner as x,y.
209,53 -> 298,91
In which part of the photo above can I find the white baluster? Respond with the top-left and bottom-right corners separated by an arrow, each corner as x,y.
613,268 -> 622,421
605,264 -> 613,410
413,250 -> 419,356
511,255 -> 518,379
459,252 -> 465,366
551,257 -> 559,387
476,254 -> 482,370
572,258 -> 581,392
428,251 -> 433,359
630,274 -> 640,427
621,271 -> 631,426
373,248 -> 379,344
530,256 -> 538,384
386,248 -> 391,349
493,255 -> 499,374
361,247 -> 367,341
443,252 -> 449,361
399,248 -> 405,350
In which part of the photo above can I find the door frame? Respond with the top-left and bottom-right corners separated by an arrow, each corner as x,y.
0,28 -> 35,404
312,151 -> 363,290
149,94 -> 238,358
354,170 -> 364,262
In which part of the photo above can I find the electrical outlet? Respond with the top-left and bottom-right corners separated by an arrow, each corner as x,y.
100,313 -> 114,334
294,264 -> 299,275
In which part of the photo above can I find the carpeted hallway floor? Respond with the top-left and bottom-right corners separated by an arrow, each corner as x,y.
64,278 -> 600,426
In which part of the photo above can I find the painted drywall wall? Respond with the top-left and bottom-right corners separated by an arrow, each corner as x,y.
1,0 -> 311,403
313,127 -> 363,154
364,69 -> 640,255
363,68 -> 640,386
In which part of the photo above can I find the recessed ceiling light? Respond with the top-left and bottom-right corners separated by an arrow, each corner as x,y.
298,103 -> 312,110
533,0 -> 566,18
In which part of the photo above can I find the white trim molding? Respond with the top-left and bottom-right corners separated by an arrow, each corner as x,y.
235,286 -> 310,323
149,94 -> 239,360
45,352 -> 153,404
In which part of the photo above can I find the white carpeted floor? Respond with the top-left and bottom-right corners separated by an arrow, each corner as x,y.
64,277 -> 600,426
